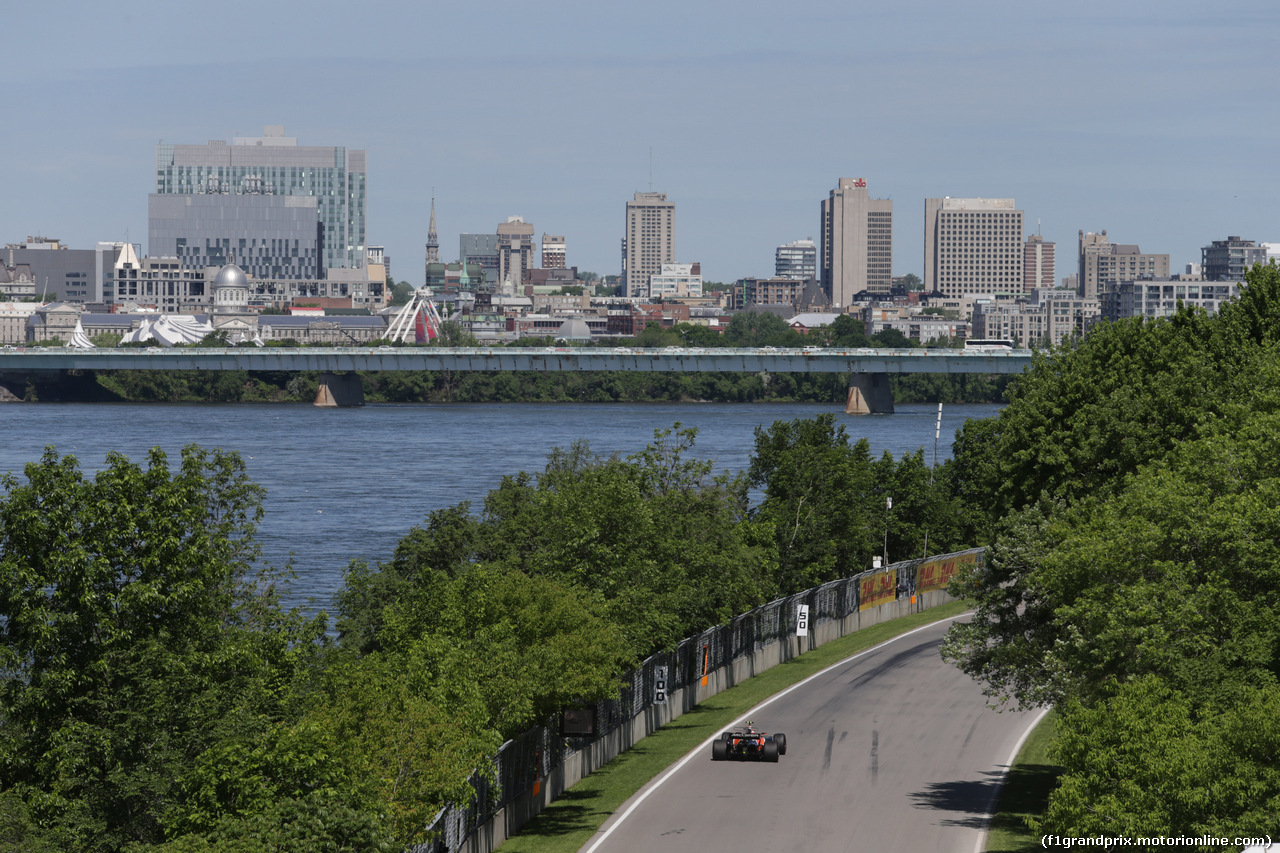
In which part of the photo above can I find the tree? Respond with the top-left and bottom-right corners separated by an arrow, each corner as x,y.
826,314 -> 871,348
90,332 -> 124,347
723,311 -> 800,347
633,321 -> 681,348
1037,678 -> 1280,839
673,322 -> 724,347
389,281 -> 413,306
943,393 -> 1280,710
338,426 -> 778,662
870,327 -> 913,349
431,319 -> 478,347
748,415 -> 885,591
0,446 -> 317,852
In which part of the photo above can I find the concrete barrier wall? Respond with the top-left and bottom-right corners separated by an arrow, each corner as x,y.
464,588 -> 955,853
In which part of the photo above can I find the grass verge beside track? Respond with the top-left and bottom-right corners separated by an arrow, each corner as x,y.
985,710 -> 1062,852
496,599 -> 972,853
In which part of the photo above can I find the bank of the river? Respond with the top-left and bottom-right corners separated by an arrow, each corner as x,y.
13,368 -> 1013,405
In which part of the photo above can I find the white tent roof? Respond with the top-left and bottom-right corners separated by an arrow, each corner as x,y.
66,317 -> 94,349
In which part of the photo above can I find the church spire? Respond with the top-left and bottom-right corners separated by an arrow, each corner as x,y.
425,195 -> 440,265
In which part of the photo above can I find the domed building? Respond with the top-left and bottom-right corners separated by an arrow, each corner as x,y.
211,262 -> 250,314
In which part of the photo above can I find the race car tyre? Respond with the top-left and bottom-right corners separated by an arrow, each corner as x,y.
774,733 -> 787,755
763,740 -> 779,762
722,731 -> 734,742
712,740 -> 729,761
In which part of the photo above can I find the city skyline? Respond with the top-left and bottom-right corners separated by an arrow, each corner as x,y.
4,0 -> 1277,286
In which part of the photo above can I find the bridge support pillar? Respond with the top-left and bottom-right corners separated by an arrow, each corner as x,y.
314,372 -> 364,408
846,373 -> 894,415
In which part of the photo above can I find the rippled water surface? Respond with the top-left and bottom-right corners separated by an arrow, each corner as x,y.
0,401 -> 999,613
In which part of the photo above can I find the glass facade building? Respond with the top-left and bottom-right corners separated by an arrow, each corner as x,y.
152,126 -> 366,275
149,195 -> 324,280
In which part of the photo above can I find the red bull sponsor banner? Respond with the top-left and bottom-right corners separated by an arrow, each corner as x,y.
859,569 -> 897,611
916,552 -> 977,594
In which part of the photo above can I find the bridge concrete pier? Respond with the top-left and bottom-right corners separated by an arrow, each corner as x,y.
314,372 -> 364,407
846,372 -> 894,414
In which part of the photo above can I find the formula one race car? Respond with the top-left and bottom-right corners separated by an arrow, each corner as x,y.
711,722 -> 787,762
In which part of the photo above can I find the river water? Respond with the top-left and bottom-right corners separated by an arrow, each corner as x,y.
0,401 -> 999,614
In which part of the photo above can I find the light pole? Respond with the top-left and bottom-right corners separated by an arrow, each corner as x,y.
923,401 -> 942,559
883,496 -> 892,567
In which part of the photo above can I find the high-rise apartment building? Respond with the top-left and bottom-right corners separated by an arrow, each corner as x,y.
152,125 -> 367,275
542,235 -> 567,269
1077,231 -> 1170,298
820,179 -> 893,306
622,192 -> 675,297
1201,236 -> 1266,281
924,198 -> 1024,298
1023,235 -> 1055,292
497,217 -> 535,289
775,238 -> 817,280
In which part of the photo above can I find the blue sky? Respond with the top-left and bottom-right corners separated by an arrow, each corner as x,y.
6,0 -> 1277,284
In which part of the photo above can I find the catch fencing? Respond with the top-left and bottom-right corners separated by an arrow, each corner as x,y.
415,547 -> 984,853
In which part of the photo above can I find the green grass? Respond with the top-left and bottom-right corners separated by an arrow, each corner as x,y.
495,599 -> 972,853
985,710 -> 1063,853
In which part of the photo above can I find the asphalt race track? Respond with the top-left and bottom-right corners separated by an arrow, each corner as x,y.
580,617 -> 1042,853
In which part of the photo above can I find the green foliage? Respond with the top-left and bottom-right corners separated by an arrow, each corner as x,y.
140,793 -> 398,853
196,331 -> 231,347
942,262 -> 1280,837
870,327 -> 912,348
432,319 -> 478,347
1039,678 -> 1280,840
338,426 -> 779,668
389,281 -> 413,306
722,311 -> 803,347
90,332 -> 124,347
0,789 -> 59,853
831,314 -> 871,347
0,446 -> 317,852
633,322 -> 681,347
747,414 -> 961,592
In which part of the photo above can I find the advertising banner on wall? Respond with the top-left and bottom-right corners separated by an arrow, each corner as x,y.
859,569 -> 897,611
916,551 -> 978,594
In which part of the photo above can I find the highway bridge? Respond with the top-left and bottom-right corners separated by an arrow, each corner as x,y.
0,346 -> 1033,413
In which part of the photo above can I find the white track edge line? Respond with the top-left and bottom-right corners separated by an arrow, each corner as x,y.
973,705 -> 1053,853
581,612 -> 973,853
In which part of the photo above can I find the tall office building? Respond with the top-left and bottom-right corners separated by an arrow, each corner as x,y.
460,233 -> 499,284
4,237 -> 103,303
923,198 -> 1024,298
820,179 -> 893,306
1201,236 -> 1266,281
497,217 -> 535,289
1023,235 -> 1055,292
149,194 -> 324,280
152,125 -> 367,275
622,192 -> 675,297
1077,231 -> 1169,298
775,238 -> 817,280
542,234 -> 567,269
